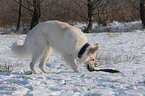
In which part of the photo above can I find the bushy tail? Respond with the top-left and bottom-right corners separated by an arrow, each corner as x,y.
11,41 -> 29,58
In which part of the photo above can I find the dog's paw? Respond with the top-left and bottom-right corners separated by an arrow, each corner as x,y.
25,71 -> 33,75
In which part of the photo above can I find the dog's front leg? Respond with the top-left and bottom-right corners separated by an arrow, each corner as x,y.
63,54 -> 80,72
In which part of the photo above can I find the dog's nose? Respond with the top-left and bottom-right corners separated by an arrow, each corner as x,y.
87,65 -> 94,72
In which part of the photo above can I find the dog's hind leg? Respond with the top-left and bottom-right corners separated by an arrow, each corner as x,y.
30,48 -> 45,73
39,46 -> 52,73
63,54 -> 80,72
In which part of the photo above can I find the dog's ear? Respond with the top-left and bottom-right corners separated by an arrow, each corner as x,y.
88,43 -> 99,54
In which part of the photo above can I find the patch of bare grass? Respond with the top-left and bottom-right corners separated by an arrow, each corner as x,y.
95,52 -> 140,66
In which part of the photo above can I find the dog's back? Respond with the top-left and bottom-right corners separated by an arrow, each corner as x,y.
26,20 -> 88,57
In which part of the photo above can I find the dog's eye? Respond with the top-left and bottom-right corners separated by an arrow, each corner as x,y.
92,59 -> 95,61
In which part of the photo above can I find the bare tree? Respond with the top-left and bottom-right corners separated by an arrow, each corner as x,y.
71,0 -> 130,32
85,0 -> 94,33
126,0 -> 145,28
15,0 -> 42,30
140,0 -> 145,28
0,0 -> 141,29
30,0 -> 41,29
16,0 -> 22,31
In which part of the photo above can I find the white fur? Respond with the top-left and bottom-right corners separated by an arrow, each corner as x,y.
11,41 -> 28,58
12,20 -> 98,73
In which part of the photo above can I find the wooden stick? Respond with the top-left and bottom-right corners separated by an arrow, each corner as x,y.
87,65 -> 121,73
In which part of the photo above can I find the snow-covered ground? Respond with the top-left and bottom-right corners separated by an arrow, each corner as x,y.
0,21 -> 145,96
1,32 -> 145,96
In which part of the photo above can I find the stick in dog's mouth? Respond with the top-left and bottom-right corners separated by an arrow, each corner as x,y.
87,65 -> 121,73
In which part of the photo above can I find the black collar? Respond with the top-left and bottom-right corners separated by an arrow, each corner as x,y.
78,43 -> 90,58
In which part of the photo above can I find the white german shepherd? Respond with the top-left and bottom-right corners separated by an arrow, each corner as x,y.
12,20 -> 99,73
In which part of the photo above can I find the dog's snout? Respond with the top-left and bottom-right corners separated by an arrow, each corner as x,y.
87,65 -> 94,72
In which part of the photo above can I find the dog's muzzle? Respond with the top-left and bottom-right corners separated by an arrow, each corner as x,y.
87,65 -> 95,72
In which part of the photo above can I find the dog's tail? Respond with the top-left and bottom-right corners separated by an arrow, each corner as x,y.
11,41 -> 29,58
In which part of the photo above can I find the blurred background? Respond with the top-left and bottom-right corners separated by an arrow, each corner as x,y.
0,0 -> 143,33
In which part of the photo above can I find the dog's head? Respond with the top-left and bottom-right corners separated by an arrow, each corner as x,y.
78,43 -> 99,71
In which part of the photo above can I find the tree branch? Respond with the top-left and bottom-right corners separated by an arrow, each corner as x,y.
126,0 -> 140,11
93,3 -> 129,15
6,0 -> 18,12
72,0 -> 88,12
92,0 -> 103,10
14,0 -> 33,12
25,0 -> 33,6
79,0 -> 88,5
21,4 -> 33,12
92,0 -> 101,6
52,1 -> 87,20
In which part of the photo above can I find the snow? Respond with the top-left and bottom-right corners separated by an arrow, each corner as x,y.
75,21 -> 143,32
0,21 -> 145,95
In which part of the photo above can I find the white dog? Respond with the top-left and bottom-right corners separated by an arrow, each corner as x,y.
12,20 -> 99,73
